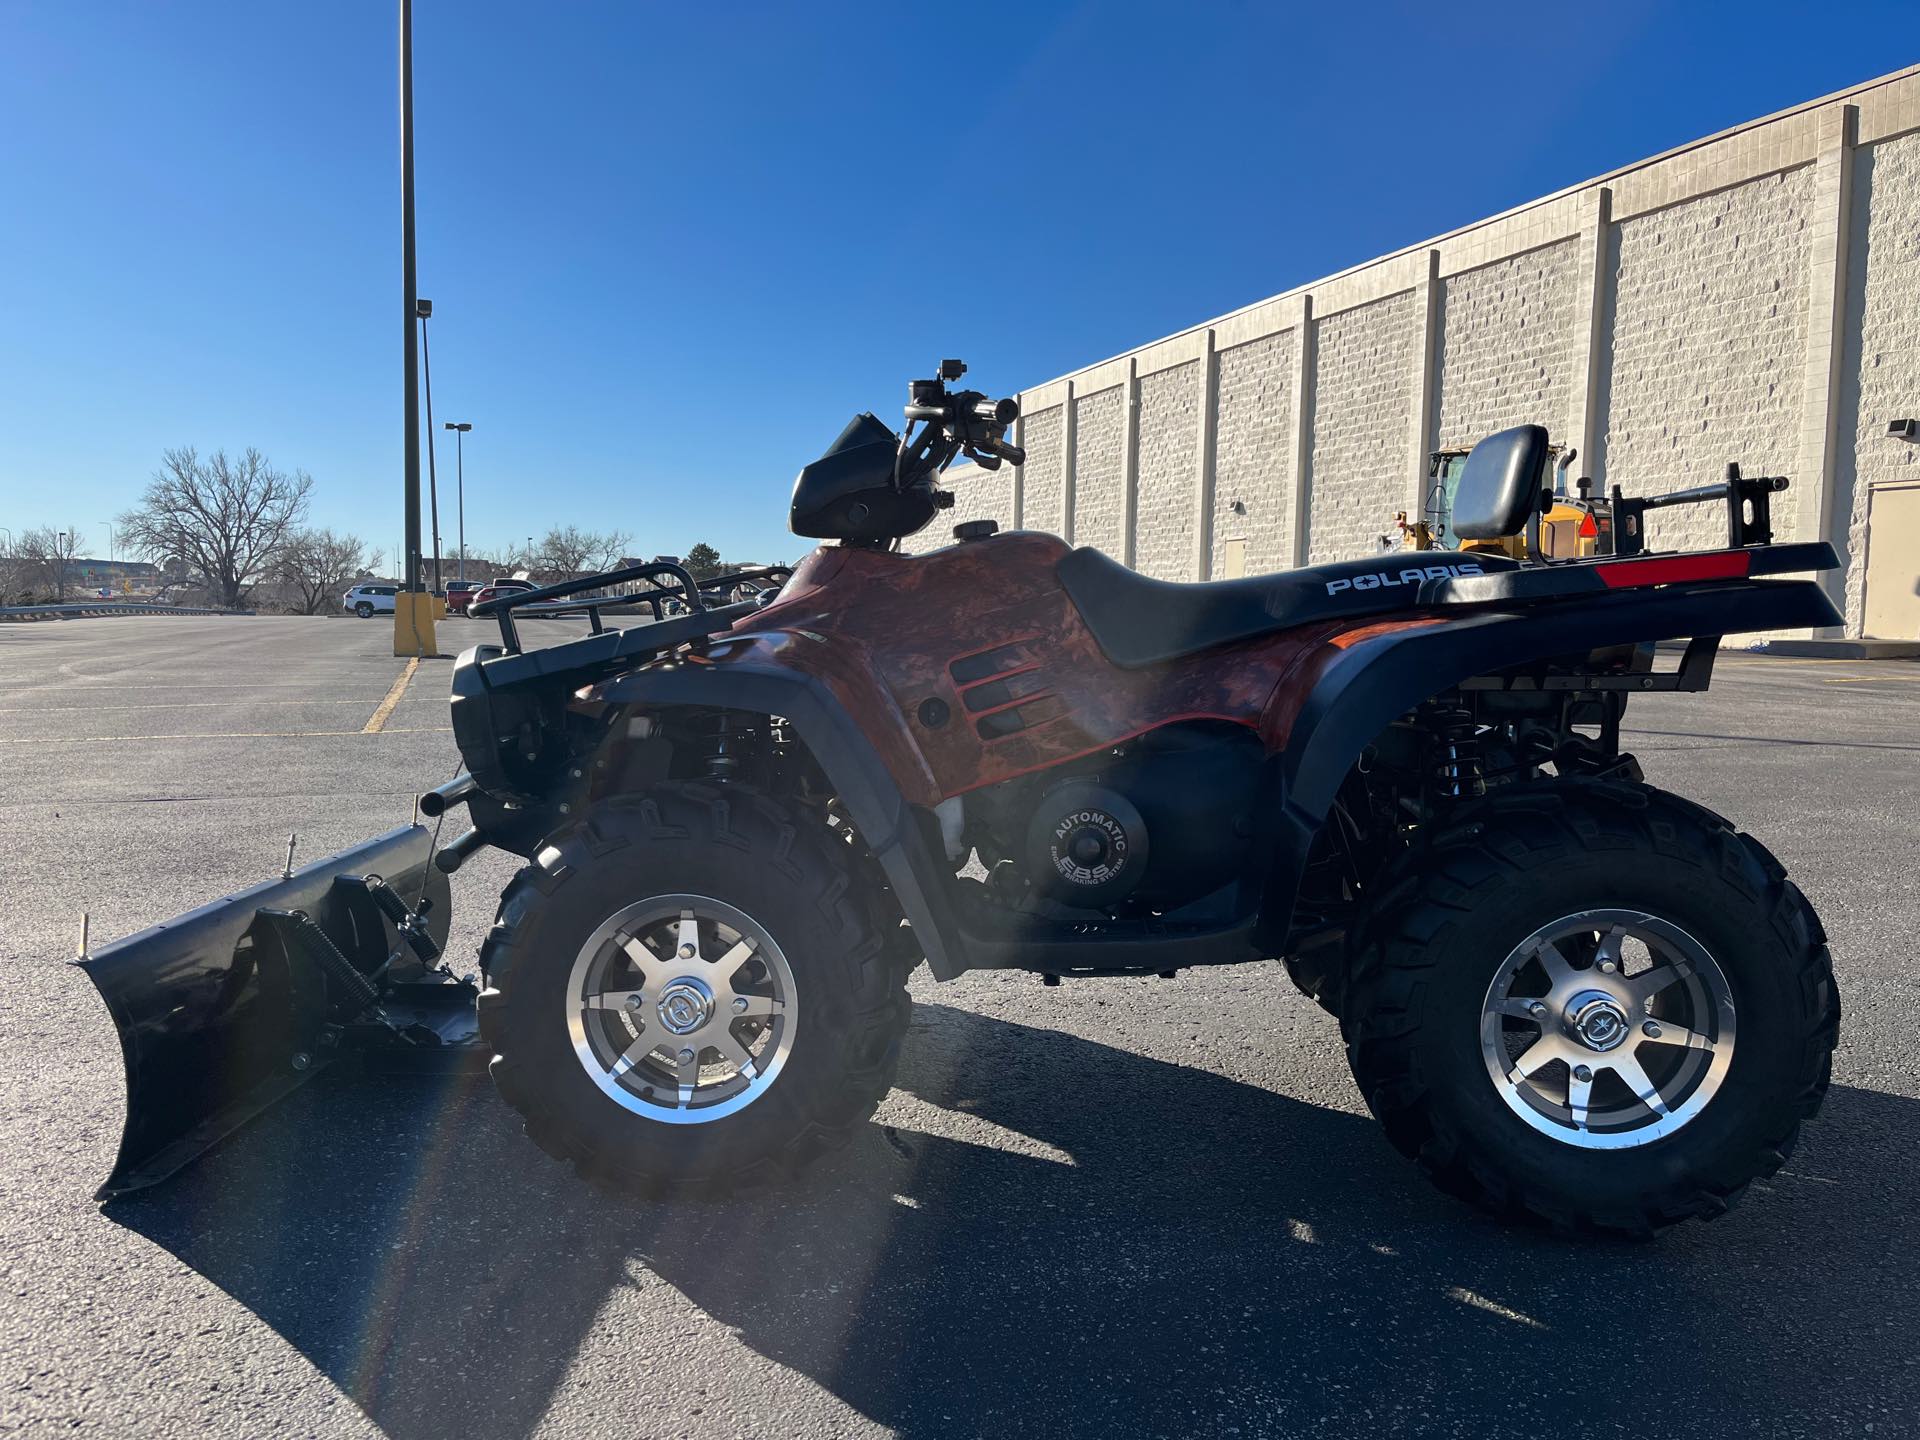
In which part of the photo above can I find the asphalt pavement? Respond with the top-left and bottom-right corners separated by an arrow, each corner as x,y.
1,614 -> 1916,1439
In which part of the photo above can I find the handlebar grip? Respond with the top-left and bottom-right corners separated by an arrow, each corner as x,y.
971,396 -> 1019,426
980,437 -> 1026,466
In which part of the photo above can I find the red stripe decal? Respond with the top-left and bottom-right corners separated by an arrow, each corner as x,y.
1596,552 -> 1751,588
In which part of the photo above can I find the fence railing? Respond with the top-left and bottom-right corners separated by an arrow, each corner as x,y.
0,602 -> 252,622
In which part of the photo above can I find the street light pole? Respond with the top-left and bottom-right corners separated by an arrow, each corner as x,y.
445,421 -> 472,585
399,0 -> 421,598
419,298 -> 442,595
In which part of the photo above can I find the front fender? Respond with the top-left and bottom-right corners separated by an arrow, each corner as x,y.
586,636 -> 967,979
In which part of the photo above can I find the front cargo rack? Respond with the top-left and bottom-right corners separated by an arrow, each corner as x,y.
469,561 -> 792,654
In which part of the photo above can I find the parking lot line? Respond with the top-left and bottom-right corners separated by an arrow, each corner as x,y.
0,726 -> 452,745
362,658 -> 420,734
0,699 -> 372,714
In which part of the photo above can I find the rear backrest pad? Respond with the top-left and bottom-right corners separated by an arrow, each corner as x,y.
1453,425 -> 1550,539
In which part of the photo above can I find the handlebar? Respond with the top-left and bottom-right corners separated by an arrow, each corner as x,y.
901,371 -> 1023,473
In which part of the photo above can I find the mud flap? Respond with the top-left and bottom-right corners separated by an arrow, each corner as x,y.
78,824 -> 457,1201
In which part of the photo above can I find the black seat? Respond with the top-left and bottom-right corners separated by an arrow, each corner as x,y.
1057,547 -> 1520,669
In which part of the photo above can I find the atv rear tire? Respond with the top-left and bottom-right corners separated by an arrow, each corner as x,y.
1344,779 -> 1838,1236
479,784 -> 910,1197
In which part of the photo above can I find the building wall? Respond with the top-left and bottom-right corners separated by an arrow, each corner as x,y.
1211,329 -> 1296,576
1132,359 -> 1203,579
1435,240 -> 1580,449
1600,167 -> 1814,551
1837,128 -> 1920,631
1071,384 -> 1127,559
935,67 -> 1920,637
1019,405 -> 1067,537
1307,293 -> 1418,564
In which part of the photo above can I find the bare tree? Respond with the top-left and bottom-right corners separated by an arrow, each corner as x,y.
14,525 -> 87,601
535,525 -> 632,575
117,447 -> 312,608
278,528 -> 376,615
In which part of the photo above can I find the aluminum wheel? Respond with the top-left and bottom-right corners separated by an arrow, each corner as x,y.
1479,908 -> 1736,1149
565,894 -> 796,1125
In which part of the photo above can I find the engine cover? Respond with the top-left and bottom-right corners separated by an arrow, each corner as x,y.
1026,784 -> 1149,909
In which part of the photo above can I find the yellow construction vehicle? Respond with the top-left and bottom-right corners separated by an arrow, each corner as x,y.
1394,443 -> 1612,560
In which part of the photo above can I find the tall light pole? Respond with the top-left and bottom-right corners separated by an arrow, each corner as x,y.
392,0 -> 437,655
445,421 -> 472,584
400,0 -> 421,596
418,298 -> 443,594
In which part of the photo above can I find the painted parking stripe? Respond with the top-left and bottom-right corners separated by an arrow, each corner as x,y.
362,658 -> 420,733
0,727 -> 452,745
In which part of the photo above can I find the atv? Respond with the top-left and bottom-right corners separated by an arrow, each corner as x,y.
83,360 -> 1842,1235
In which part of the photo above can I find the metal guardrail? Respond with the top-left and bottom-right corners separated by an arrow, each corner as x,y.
0,602 -> 253,622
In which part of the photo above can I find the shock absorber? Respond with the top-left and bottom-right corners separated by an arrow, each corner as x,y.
1425,698 -> 1486,801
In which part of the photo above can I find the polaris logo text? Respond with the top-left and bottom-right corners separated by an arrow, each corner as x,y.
1326,562 -> 1484,596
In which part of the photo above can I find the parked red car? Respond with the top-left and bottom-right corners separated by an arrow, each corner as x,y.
444,580 -> 477,615
468,577 -> 535,612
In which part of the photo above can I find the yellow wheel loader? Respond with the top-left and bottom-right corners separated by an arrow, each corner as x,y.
1393,443 -> 1612,561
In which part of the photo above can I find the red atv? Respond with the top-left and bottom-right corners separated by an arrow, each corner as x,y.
85,362 -> 1840,1235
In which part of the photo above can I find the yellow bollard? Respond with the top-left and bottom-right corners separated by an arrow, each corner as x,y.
392,591 -> 438,657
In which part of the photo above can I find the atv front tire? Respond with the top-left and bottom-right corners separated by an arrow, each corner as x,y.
479,784 -> 910,1197
1344,779 -> 1838,1236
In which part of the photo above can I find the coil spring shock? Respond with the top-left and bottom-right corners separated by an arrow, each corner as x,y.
1426,699 -> 1486,801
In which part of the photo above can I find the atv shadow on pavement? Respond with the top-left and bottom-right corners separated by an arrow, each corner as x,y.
108,1000 -> 1915,1440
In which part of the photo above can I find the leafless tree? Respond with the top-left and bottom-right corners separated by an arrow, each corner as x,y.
117,447 -> 313,608
13,525 -> 88,601
535,525 -> 632,575
277,528 -> 377,614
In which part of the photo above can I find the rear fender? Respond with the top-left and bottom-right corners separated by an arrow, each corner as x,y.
1254,577 -> 1843,948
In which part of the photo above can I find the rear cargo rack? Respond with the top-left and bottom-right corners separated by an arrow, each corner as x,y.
1610,463 -> 1787,555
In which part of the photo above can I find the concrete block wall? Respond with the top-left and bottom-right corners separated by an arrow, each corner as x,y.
1132,359 -> 1203,579
1599,167 -> 1814,552
1211,329 -> 1297,575
1837,128 -> 1920,631
1071,382 -> 1127,559
1306,292 -> 1419,563
1019,406 -> 1067,536
927,67 -> 1920,637
1435,240 -> 1580,449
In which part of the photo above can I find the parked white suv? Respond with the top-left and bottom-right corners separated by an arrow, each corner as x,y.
342,584 -> 399,618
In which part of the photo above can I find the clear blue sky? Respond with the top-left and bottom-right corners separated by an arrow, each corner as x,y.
0,2 -> 1909,566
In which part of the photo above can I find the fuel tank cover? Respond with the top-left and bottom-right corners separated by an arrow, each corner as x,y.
954,519 -> 999,542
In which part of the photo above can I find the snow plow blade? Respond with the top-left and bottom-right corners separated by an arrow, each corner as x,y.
79,823 -> 463,1201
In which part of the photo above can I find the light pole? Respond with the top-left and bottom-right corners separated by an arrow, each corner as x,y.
444,422 -> 472,584
418,298 -> 443,594
400,0 -> 421,597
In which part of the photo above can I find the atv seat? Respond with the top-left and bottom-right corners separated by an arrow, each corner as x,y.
1057,546 -> 1519,669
